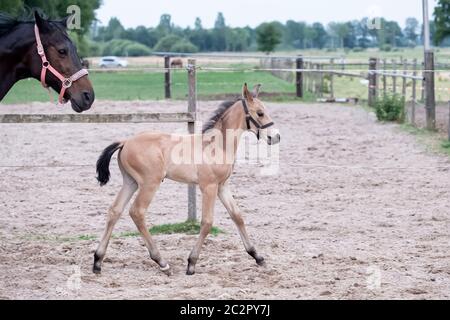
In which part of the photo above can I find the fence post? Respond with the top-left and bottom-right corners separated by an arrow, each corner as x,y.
412,58 -> 418,126
164,56 -> 171,99
421,61 -> 425,102
330,58 -> 335,99
368,57 -> 378,107
187,59 -> 197,221
383,59 -> 387,98
448,101 -> 450,141
296,56 -> 303,98
424,50 -> 436,131
402,59 -> 407,98
392,59 -> 397,94
319,64 -> 324,98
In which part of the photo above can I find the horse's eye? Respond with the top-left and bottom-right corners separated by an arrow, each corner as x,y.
58,49 -> 68,55
257,111 -> 264,117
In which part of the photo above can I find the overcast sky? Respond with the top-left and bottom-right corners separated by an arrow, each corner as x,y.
96,0 -> 439,29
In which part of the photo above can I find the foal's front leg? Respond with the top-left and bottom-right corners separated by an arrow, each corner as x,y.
218,182 -> 265,266
186,184 -> 218,275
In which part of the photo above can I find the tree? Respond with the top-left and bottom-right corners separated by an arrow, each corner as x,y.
0,0 -> 101,34
434,0 -> 450,45
328,22 -> 349,48
212,12 -> 227,51
312,22 -> 328,49
284,20 -> 306,49
0,0 -> 22,15
404,17 -> 419,45
256,22 -> 282,54
194,17 -> 203,30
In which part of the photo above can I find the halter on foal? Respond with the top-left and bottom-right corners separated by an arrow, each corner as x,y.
93,84 -> 281,276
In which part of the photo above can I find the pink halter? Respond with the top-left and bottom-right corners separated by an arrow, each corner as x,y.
34,24 -> 89,104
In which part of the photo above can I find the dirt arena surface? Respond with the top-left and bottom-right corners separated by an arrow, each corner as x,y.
0,100 -> 449,300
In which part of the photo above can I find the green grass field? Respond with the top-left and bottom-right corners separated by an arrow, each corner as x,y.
1,70 -> 298,104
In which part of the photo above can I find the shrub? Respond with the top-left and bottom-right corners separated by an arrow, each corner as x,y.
353,47 -> 364,52
126,43 -> 152,56
153,35 -> 198,53
375,94 -> 405,123
153,35 -> 183,52
380,44 -> 392,52
102,39 -> 151,57
170,40 -> 199,53
87,40 -> 103,57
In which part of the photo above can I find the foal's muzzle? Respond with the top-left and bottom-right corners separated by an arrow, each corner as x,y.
267,133 -> 281,145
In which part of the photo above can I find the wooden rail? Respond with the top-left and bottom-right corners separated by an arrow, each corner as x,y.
0,113 -> 195,124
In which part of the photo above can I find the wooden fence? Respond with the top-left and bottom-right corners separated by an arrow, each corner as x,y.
0,59 -> 201,221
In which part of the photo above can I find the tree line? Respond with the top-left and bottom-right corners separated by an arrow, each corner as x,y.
90,11 -> 449,57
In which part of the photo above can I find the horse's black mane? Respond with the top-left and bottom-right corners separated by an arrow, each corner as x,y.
202,99 -> 240,133
0,10 -> 35,37
0,8 -> 64,38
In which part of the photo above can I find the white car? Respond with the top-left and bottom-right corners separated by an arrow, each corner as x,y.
99,57 -> 128,68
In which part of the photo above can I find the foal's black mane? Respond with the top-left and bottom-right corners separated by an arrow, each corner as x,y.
202,99 -> 240,133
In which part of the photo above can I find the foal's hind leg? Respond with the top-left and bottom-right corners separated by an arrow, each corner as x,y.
93,171 -> 137,274
129,182 -> 171,276
187,183 -> 218,275
218,182 -> 265,266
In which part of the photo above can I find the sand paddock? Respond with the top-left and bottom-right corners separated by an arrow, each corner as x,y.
0,100 -> 449,300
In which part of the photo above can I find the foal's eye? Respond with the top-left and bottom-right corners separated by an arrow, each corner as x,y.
58,49 -> 68,55
257,111 -> 265,117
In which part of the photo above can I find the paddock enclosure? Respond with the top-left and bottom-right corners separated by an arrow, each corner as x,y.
1,99 -> 449,300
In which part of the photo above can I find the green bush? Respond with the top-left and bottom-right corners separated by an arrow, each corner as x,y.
153,35 -> 183,52
353,47 -> 364,52
87,40 -> 103,57
380,44 -> 392,52
375,94 -> 405,123
126,43 -> 152,56
153,35 -> 198,53
170,39 -> 199,53
102,39 -> 152,57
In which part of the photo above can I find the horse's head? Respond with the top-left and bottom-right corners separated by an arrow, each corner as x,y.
242,83 -> 281,145
32,12 -> 94,113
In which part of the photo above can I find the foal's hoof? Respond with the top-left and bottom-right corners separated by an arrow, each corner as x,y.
93,265 -> 102,274
256,257 -> 266,267
186,265 -> 196,276
160,264 -> 172,277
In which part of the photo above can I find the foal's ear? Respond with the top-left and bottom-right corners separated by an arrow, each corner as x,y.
252,84 -> 262,98
242,83 -> 254,102
34,10 -> 51,33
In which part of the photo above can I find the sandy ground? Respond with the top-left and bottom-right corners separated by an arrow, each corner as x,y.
0,100 -> 449,300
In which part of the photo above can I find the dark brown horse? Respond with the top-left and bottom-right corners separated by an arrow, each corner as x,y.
0,11 -> 94,113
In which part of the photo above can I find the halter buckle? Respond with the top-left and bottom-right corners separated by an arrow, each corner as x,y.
42,61 -> 50,69
62,78 -> 73,89
37,45 -> 45,56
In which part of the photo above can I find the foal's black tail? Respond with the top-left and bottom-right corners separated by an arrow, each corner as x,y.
96,142 -> 123,186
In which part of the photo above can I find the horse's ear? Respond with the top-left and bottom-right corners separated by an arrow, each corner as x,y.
242,83 -> 254,102
34,10 -> 50,33
252,84 -> 262,98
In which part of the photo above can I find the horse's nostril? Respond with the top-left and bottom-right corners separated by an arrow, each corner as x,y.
83,91 -> 92,103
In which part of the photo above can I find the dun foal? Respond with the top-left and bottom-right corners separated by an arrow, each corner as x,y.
93,84 -> 281,276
